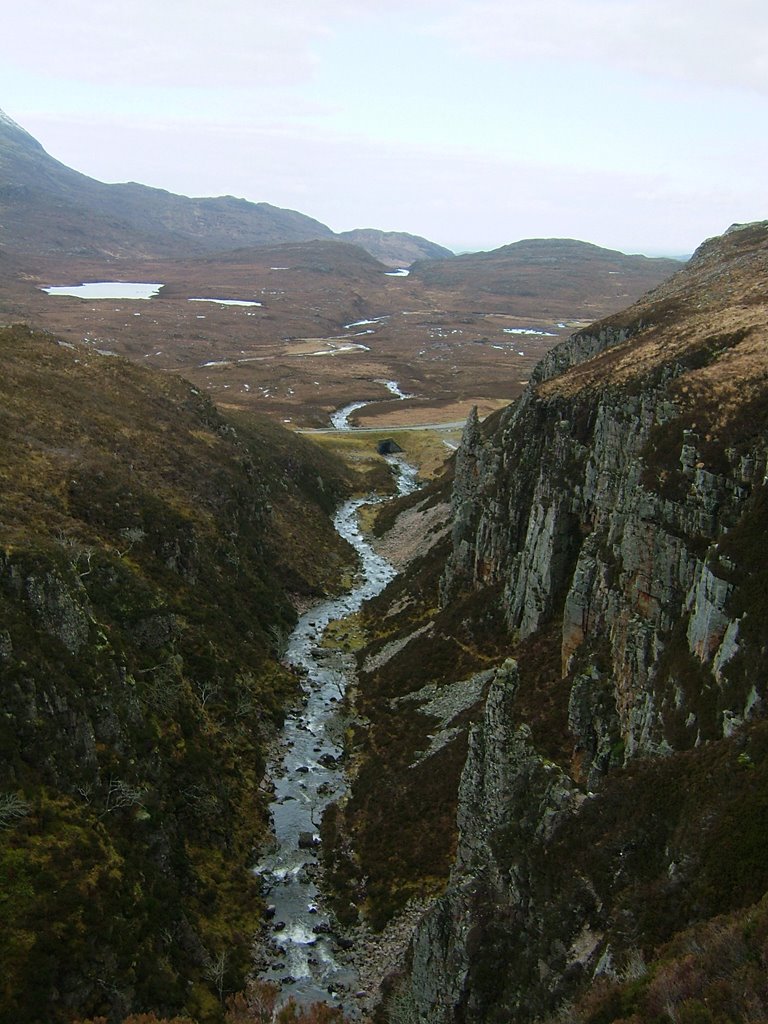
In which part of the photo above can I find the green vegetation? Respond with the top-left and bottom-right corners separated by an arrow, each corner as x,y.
0,325 -> 354,1022
322,531 -> 516,926
310,426 -> 461,493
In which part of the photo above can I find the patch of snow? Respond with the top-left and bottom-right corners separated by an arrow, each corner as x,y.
311,344 -> 370,355
0,109 -> 33,136
189,298 -> 262,307
502,327 -> 557,336
343,316 -> 388,328
200,360 -> 231,367
385,268 -> 410,277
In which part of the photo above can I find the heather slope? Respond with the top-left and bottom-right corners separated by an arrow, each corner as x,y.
0,324 -> 353,1023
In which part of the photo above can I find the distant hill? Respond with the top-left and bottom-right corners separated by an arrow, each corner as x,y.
198,237 -> 391,278
0,108 -> 446,266
411,236 -> 683,317
337,227 -> 453,267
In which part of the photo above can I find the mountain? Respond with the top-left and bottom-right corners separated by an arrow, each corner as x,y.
337,228 -> 454,267
0,108 -> 335,258
0,108 -> 449,267
325,222 -> 768,1022
410,236 -> 683,317
0,324 -> 356,1022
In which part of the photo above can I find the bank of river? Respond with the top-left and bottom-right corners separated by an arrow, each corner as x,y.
254,395 -> 419,1011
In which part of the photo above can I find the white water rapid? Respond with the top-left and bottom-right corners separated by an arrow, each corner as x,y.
254,442 -> 418,1011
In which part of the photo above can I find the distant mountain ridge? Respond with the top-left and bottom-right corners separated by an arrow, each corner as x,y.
0,107 -> 449,265
410,235 -> 683,316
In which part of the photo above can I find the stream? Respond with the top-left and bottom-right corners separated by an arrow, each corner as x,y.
254,390 -> 419,1009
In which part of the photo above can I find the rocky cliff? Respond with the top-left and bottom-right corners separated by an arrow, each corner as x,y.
348,223 -> 768,1023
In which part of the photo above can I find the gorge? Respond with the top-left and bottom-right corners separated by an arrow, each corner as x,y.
1,130 -> 768,1023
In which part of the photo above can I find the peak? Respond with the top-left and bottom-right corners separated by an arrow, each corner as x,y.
0,107 -> 32,135
724,220 -> 768,235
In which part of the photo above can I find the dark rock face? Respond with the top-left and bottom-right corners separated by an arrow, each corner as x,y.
391,224 -> 768,1023
377,439 -> 404,455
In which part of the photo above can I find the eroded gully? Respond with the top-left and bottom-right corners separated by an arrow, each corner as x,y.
254,391 -> 419,1010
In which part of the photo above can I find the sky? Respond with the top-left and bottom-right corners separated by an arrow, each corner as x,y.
1,0 -> 766,256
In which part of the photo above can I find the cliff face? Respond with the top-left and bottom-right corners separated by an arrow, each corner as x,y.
441,223 -> 768,769
387,223 -> 768,1022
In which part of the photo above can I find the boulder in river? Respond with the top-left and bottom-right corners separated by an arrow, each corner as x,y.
298,831 -> 320,850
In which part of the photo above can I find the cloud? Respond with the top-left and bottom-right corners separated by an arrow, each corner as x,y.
5,0 -> 328,87
4,0 -> 444,89
427,0 -> 768,95
9,0 -> 766,97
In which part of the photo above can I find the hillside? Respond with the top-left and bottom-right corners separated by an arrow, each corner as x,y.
0,325 -> 356,1023
337,228 -> 453,268
326,222 -> 768,1023
0,109 -> 334,258
411,237 -> 683,318
0,109 -> 450,268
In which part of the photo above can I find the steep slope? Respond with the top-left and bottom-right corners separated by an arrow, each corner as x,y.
0,325 -> 354,1023
330,223 -> 768,1022
0,108 -> 334,257
337,228 -> 453,267
410,237 -> 682,318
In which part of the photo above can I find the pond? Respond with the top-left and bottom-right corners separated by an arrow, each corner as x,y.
41,282 -> 163,300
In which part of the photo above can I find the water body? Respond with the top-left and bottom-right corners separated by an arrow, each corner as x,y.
330,402 -> 369,430
381,380 -> 415,401
255,388 -> 419,1006
255,460 -> 418,1008
41,281 -> 163,300
330,380 -> 414,430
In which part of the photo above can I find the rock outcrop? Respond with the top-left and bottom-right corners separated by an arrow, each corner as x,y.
381,223 -> 768,1022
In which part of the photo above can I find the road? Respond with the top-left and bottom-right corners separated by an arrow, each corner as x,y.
296,420 -> 466,435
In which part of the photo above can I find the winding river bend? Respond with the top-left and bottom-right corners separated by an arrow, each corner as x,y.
255,397 -> 419,1008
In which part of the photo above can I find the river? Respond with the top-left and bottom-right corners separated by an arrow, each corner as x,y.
254,404 -> 419,1009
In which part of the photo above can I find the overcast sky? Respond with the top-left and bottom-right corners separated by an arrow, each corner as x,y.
2,0 -> 766,256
